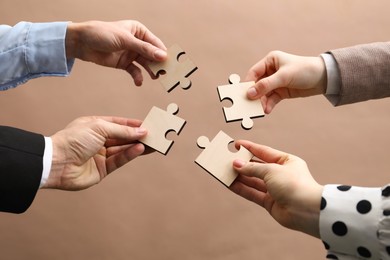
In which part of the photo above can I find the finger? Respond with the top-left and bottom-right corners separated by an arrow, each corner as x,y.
127,36 -> 167,62
234,141 -> 289,164
136,56 -> 158,79
260,95 -> 268,112
76,116 -> 143,128
230,179 -> 267,207
140,26 -> 167,51
247,71 -> 286,100
234,174 -> 267,192
125,63 -> 143,86
65,116 -> 142,130
264,92 -> 283,114
106,142 -> 155,156
245,57 -> 268,82
233,159 -> 274,180
94,119 -> 147,141
106,143 -> 145,173
142,146 -> 155,155
106,117 -> 143,127
106,143 -> 136,155
105,138 -> 138,147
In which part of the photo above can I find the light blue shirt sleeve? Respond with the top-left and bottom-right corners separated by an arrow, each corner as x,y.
0,21 -> 75,91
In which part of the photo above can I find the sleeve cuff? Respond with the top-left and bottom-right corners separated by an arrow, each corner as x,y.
0,21 -> 75,91
40,136 -> 53,188
27,21 -> 74,76
320,184 -> 382,259
320,53 -> 342,106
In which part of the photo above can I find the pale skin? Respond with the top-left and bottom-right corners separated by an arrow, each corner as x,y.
245,50 -> 327,114
65,20 -> 168,86
230,141 -> 323,238
231,51 -> 328,238
42,116 -> 149,190
40,20 -> 168,189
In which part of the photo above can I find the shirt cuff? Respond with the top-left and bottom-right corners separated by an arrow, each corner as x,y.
320,53 -> 342,105
27,21 -> 75,76
320,184 -> 382,259
0,21 -> 75,91
40,136 -> 53,188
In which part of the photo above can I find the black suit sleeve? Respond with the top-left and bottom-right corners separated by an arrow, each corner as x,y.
0,126 -> 44,213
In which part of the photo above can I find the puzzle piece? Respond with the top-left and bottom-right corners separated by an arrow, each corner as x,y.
140,103 -> 186,155
149,44 -> 198,92
217,74 -> 265,130
195,130 -> 253,186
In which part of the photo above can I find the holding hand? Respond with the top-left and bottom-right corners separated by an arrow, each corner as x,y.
230,140 -> 323,238
42,116 -> 149,191
65,20 -> 167,86
245,51 -> 327,113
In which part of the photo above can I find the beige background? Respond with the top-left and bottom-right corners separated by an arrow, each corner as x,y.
1,1 -> 390,259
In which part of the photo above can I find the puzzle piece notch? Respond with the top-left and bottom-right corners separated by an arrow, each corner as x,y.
140,103 -> 186,155
217,73 -> 265,130
195,131 -> 253,186
149,44 -> 198,92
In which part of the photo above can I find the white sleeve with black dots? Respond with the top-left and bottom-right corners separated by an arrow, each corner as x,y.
319,184 -> 390,259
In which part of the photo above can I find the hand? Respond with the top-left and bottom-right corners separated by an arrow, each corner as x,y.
65,20 -> 167,86
230,140 -> 323,238
42,116 -> 149,191
245,51 -> 327,114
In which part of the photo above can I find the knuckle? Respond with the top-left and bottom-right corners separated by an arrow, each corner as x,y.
140,41 -> 153,55
269,50 -> 281,57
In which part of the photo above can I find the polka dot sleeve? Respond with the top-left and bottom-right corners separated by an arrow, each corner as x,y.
320,184 -> 390,259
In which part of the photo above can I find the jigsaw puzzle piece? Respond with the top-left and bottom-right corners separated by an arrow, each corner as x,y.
195,130 -> 253,186
149,44 -> 198,92
140,103 -> 186,155
217,74 -> 265,130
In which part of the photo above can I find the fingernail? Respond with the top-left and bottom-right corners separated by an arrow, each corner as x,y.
136,128 -> 147,135
233,159 -> 246,168
247,87 -> 258,98
154,49 -> 167,60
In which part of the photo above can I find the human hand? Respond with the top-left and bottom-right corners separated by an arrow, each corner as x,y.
65,20 -> 167,86
230,140 -> 323,238
42,116 -> 149,191
246,51 -> 327,114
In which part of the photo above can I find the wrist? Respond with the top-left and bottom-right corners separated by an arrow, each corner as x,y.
41,134 -> 66,189
65,22 -> 81,59
312,56 -> 327,95
292,184 -> 324,238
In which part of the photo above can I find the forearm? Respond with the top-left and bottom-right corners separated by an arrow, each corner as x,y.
0,21 -> 74,90
290,184 -> 324,238
324,42 -> 390,106
0,126 -> 45,213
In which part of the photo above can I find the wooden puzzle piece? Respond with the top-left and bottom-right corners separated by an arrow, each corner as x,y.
217,74 -> 265,130
149,44 -> 198,92
195,130 -> 253,186
140,103 -> 186,155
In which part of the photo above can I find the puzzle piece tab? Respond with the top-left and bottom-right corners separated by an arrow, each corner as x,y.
140,103 -> 186,155
195,131 -> 253,186
149,44 -> 198,92
217,74 -> 265,130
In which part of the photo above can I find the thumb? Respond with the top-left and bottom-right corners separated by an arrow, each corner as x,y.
247,71 -> 287,100
93,119 -> 147,141
127,36 -> 167,61
233,159 -> 276,180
